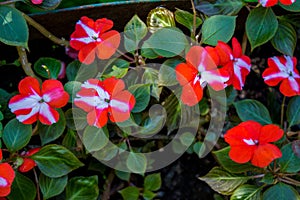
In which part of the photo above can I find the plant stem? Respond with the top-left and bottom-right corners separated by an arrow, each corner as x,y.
281,96 -> 286,129
242,31 -> 248,55
278,176 -> 300,186
101,169 -> 115,200
22,13 -> 69,47
115,49 -> 135,62
249,174 -> 265,179
190,0 -> 197,40
33,168 -> 41,200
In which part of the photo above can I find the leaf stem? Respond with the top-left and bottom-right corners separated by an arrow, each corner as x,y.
115,49 -> 135,62
190,0 -> 197,40
33,168 -> 41,200
242,31 -> 248,55
281,96 -> 286,129
22,13 -> 69,47
278,176 -> 300,186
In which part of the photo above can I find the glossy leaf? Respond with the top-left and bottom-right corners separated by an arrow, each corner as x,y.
147,7 -> 175,33
246,7 -> 278,51
201,15 -> 236,46
34,57 -> 62,79
82,126 -> 109,152
65,176 -> 99,200
126,152 -> 147,173
278,143 -> 300,173
144,173 -> 161,191
39,174 -> 68,199
263,183 -> 300,200
129,84 -> 151,113
0,6 -> 28,47
119,186 -> 140,200
233,99 -> 272,125
174,8 -> 202,32
66,60 -> 81,81
287,96 -> 300,127
31,144 -> 84,178
3,118 -> 32,152
271,20 -> 296,56
8,172 -> 36,200
195,0 -> 244,16
116,170 -> 131,181
199,167 -> 249,195
230,184 -> 262,200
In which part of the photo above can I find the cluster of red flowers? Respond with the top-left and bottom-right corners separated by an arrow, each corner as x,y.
259,0 -> 295,7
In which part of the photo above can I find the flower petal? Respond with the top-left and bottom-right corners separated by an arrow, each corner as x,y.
279,77 -> 300,97
181,82 -> 203,106
18,158 -> 36,173
231,56 -> 251,90
0,186 -> 11,197
87,109 -> 108,128
96,30 -> 120,59
78,43 -> 97,64
251,143 -> 282,168
18,77 -> 41,96
215,41 -> 232,66
280,0 -> 296,5
231,37 -> 242,58
0,163 -> 15,185
201,68 -> 229,91
262,68 -> 287,86
229,146 -> 256,164
175,63 -> 198,86
186,46 -> 217,72
259,0 -> 278,7
95,18 -> 114,33
259,124 -> 284,144
103,77 -> 125,96
42,80 -> 69,108
38,103 -> 59,125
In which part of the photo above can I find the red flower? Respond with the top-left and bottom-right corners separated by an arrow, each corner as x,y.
262,55 -> 300,96
0,163 -> 15,197
74,77 -> 136,128
213,38 -> 251,90
175,46 -> 229,106
31,0 -> 43,5
8,77 -> 69,125
259,0 -> 295,7
70,16 -> 121,64
224,121 -> 283,168
18,147 -> 41,173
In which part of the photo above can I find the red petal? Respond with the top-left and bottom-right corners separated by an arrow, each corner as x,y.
279,78 -> 300,97
175,63 -> 198,86
18,158 -> 36,173
259,124 -> 284,144
181,82 -> 203,106
262,67 -> 286,86
215,41 -> 232,66
0,187 -> 11,197
78,43 -> 97,64
0,150 -> 2,160
280,0 -> 295,5
27,147 -> 41,156
18,77 -> 41,96
251,143 -> 282,168
38,103 -> 60,125
186,46 -> 217,71
0,163 -> 15,184
204,46 -> 220,66
42,80 -> 69,108
103,77 -> 125,96
202,68 -> 229,91
87,109 -> 108,128
231,37 -> 242,58
259,0 -> 278,7
229,146 -> 256,164
95,18 -> 114,33
96,30 -> 120,59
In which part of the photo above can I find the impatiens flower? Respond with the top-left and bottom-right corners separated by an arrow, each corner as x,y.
214,38 -> 251,90
0,163 -> 15,197
70,16 -> 121,64
259,0 -> 295,7
262,55 -> 300,96
9,77 -> 69,125
74,77 -> 136,128
175,46 -> 229,106
224,121 -> 283,168
18,147 -> 41,173
31,0 -> 43,5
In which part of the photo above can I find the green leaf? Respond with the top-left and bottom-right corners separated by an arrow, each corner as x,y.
129,84 -> 151,113
141,41 -> 160,59
24,0 -> 62,10
0,6 -> 28,47
278,143 -> 300,173
143,190 -> 157,200
195,0 -> 244,16
38,109 -> 66,145
116,170 -> 131,181
34,57 -> 62,79
126,152 -> 147,174
62,129 -> 77,150
144,173 -> 161,191
103,65 -> 128,79
199,167 -> 249,195
82,126 -> 109,152
39,174 -> 68,199
158,58 -> 183,87
287,96 -> 300,127
142,27 -> 188,57
230,184 -> 262,200
233,99 -> 272,125
280,1 -> 300,12
292,140 -> 300,158
119,186 -> 140,200
64,81 -> 82,103
3,118 -> 32,152
263,183 -> 300,200
66,176 -> 99,200
201,15 -> 236,46
213,147 -> 259,174
92,143 -> 118,161
271,20 -> 296,56
66,60 -> 81,81
31,144 -> 84,178
65,108 -> 87,130
8,172 -> 36,200
174,8 -> 202,32
246,7 -> 278,51
147,7 -> 176,33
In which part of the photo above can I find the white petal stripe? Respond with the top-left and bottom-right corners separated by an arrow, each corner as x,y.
0,177 -> 8,187
82,81 -> 110,100
110,99 -> 130,112
263,71 -> 288,81
288,77 -> 300,92
16,104 -> 40,123
39,103 -> 57,124
9,95 -> 40,112
77,20 -> 99,38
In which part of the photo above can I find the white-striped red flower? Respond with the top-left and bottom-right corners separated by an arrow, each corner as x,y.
213,37 -> 251,90
175,46 -> 229,106
9,77 -> 69,125
70,16 -> 121,64
74,77 -> 136,128
263,55 -> 300,96
259,0 -> 295,7
0,163 -> 15,197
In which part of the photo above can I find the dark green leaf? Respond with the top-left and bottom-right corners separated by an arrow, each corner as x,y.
66,60 -> 81,81
38,109 -> 66,145
201,15 -> 236,46
278,143 -> 300,173
233,99 -> 272,125
174,8 -> 202,32
82,126 -> 109,152
0,6 -> 28,47
62,129 -> 77,150
32,144 -> 84,178
116,170 -> 131,181
34,57 -> 62,79
39,174 -> 68,199
66,176 -> 99,200
3,118 -> 32,152
292,140 -> 300,158
271,20 -> 296,56
231,184 -> 262,200
195,0 -> 244,16
246,7 -> 278,51
126,152 -> 147,174
144,173 -> 161,191
287,96 -> 300,127
199,167 -> 249,195
129,84 -> 151,113
8,172 -> 36,200
263,183 -> 300,200
119,186 -> 140,200
280,1 -> 300,12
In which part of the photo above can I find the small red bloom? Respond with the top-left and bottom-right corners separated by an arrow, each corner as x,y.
175,46 -> 229,106
0,163 -> 15,197
18,147 -> 41,173
31,0 -> 43,5
70,16 -> 121,64
262,55 -> 300,97
74,77 -> 136,128
9,77 -> 69,125
259,0 -> 295,7
224,121 -> 283,168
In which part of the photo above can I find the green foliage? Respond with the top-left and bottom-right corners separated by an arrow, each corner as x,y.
119,186 -> 140,200
263,183 -> 300,200
174,9 -> 202,32
24,0 -> 62,10
66,60 -> 81,81
144,173 -> 161,191
39,174 -> 68,199
34,57 -> 62,79
287,96 -> 300,127
8,172 -> 36,200
278,143 -> 300,173
195,0 -> 244,16
126,152 -> 147,174
82,126 -> 109,152
65,176 -> 99,200
280,1 -> 300,12
230,184 -> 262,200
128,84 -> 151,113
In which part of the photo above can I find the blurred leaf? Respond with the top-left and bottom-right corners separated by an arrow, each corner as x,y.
0,6 -> 28,47
92,143 -> 118,161
64,81 -> 82,103
66,60 -> 81,81
103,65 -> 128,79
8,172 -> 36,200
263,183 -> 300,200
39,174 -> 68,199
195,0 -> 244,16
24,0 -> 62,10
32,144 -> 84,178
246,7 -> 278,51
34,57 -> 62,79
287,96 -> 300,127
201,15 -> 236,46
127,152 -> 147,174
82,126 -> 109,152
3,118 -> 32,152
144,173 -> 161,191
280,1 -> 300,12
66,176 -> 99,200
119,186 -> 140,200
65,108 -> 87,130
129,84 -> 151,113
280,14 -> 300,28
174,8 -> 202,32
278,143 -> 300,173
179,132 -> 195,147
141,41 -> 160,59
230,184 -> 262,200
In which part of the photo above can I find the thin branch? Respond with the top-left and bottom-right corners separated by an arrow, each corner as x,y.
190,0 -> 197,40
33,168 -> 41,200
281,96 -> 286,129
242,31 -> 248,55
101,169 -> 115,200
